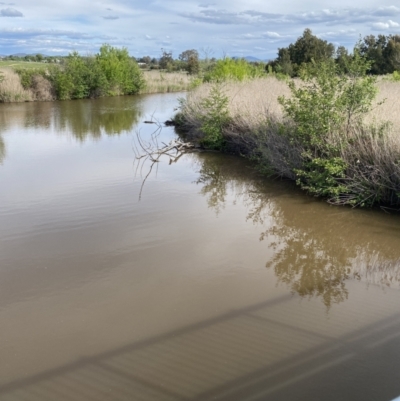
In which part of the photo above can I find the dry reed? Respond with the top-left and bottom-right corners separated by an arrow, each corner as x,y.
140,70 -> 194,94
0,68 -> 33,102
178,76 -> 400,207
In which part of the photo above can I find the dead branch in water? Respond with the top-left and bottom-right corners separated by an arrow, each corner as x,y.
133,121 -> 199,200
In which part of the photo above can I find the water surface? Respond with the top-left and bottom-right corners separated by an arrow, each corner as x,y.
0,94 -> 400,401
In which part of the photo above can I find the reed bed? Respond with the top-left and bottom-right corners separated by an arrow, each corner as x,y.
140,70 -> 194,94
0,68 -> 33,102
177,76 -> 400,207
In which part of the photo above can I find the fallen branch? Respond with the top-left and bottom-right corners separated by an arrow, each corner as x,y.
133,121 -> 200,200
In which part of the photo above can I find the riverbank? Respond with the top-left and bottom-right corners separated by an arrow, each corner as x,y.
0,67 -> 194,103
175,76 -> 400,208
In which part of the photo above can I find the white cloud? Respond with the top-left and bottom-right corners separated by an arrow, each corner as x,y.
372,19 -> 400,30
262,31 -> 281,38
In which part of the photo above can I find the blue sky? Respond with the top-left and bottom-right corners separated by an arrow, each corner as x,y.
1,1 -> 400,59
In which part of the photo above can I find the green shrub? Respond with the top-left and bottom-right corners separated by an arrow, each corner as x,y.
204,58 -> 264,82
278,49 -> 380,202
392,70 -> 400,81
198,84 -> 230,149
96,44 -> 144,95
39,45 -> 145,100
15,68 -> 47,89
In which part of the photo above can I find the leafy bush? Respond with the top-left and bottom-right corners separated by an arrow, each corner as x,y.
278,49 -> 381,202
96,44 -> 144,95
198,84 -> 230,149
204,58 -> 264,82
392,70 -> 400,81
15,68 -> 47,89
22,45 -> 145,101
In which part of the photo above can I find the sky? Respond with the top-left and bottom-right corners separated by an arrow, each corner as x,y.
1,1 -> 400,59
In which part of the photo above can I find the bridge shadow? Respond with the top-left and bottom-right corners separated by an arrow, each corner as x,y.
1,292 -> 400,401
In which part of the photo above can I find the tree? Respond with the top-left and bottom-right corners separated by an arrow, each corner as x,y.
360,35 -> 388,74
178,49 -> 200,75
139,56 -> 151,64
187,55 -> 200,75
385,35 -> 400,71
274,28 -> 335,76
276,48 -> 293,75
178,49 -> 198,63
159,49 -> 174,70
335,46 -> 352,73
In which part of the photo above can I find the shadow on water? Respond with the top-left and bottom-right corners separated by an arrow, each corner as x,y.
192,152 -> 400,308
0,293 -> 400,400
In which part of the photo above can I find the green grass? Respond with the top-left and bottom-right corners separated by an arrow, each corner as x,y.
0,60 -> 50,70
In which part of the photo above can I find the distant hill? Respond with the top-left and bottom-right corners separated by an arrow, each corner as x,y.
11,53 -> 28,57
232,56 -> 266,62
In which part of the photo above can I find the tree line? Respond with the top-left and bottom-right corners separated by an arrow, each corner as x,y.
268,28 -> 400,77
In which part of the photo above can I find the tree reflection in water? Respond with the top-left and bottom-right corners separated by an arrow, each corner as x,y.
0,96 -> 142,144
0,135 -> 5,164
52,97 -> 142,141
194,152 -> 400,308
0,98 -> 143,165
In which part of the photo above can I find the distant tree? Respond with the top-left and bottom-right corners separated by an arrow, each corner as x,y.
384,35 -> 400,71
335,46 -> 352,73
187,55 -> 200,75
274,28 -> 335,76
139,56 -> 151,64
179,49 -> 200,74
360,35 -> 388,74
358,34 -> 400,74
276,48 -> 293,76
159,49 -> 174,70
178,49 -> 198,63
35,54 -> 44,62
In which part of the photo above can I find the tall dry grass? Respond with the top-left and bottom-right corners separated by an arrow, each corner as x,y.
0,68 -> 33,102
140,70 -> 194,94
0,68 -> 54,102
178,76 -> 400,207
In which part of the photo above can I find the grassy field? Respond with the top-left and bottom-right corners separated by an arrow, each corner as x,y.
0,60 -> 49,70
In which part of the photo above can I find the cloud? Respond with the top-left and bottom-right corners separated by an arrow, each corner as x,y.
198,2 -> 216,8
0,28 -> 113,41
103,15 -> 119,20
373,6 -> 400,17
372,19 -> 400,30
262,31 -> 281,38
0,7 -> 23,17
180,6 -> 400,28
240,31 -> 285,41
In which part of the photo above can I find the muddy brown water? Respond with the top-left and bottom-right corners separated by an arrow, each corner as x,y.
0,93 -> 400,401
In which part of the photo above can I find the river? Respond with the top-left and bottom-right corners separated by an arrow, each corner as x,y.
0,93 -> 400,401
